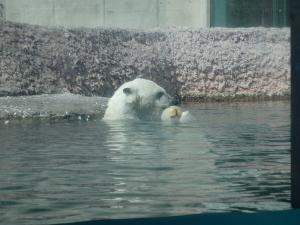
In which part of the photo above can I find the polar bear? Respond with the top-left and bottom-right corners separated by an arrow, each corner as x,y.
103,78 -> 172,120
161,105 -> 194,123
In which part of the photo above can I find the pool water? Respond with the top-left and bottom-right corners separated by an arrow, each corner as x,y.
0,99 -> 290,225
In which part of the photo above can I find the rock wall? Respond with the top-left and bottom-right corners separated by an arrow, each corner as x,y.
0,21 -> 290,101
0,1 -> 5,20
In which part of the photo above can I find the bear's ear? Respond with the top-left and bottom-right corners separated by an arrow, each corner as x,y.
123,87 -> 132,95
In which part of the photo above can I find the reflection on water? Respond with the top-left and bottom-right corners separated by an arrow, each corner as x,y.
0,100 -> 290,225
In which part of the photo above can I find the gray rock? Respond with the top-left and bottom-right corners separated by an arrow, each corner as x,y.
0,21 -> 290,101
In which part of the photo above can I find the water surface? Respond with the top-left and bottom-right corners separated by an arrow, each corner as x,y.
0,98 -> 290,225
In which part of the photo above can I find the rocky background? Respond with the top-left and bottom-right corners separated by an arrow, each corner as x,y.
0,21 -> 290,101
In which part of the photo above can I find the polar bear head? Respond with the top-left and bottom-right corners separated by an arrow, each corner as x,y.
103,78 -> 172,120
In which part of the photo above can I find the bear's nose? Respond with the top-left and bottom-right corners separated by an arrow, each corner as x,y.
171,94 -> 181,106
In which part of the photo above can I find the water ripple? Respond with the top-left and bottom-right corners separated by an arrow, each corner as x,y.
0,100 -> 291,224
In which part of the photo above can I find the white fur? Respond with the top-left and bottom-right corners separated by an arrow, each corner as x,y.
179,111 -> 194,123
103,78 -> 171,120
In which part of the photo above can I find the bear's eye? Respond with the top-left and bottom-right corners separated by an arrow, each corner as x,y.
156,91 -> 164,99
123,88 -> 132,95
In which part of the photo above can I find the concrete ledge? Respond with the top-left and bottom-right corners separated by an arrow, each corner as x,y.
3,0 -> 209,29
0,21 -> 290,101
